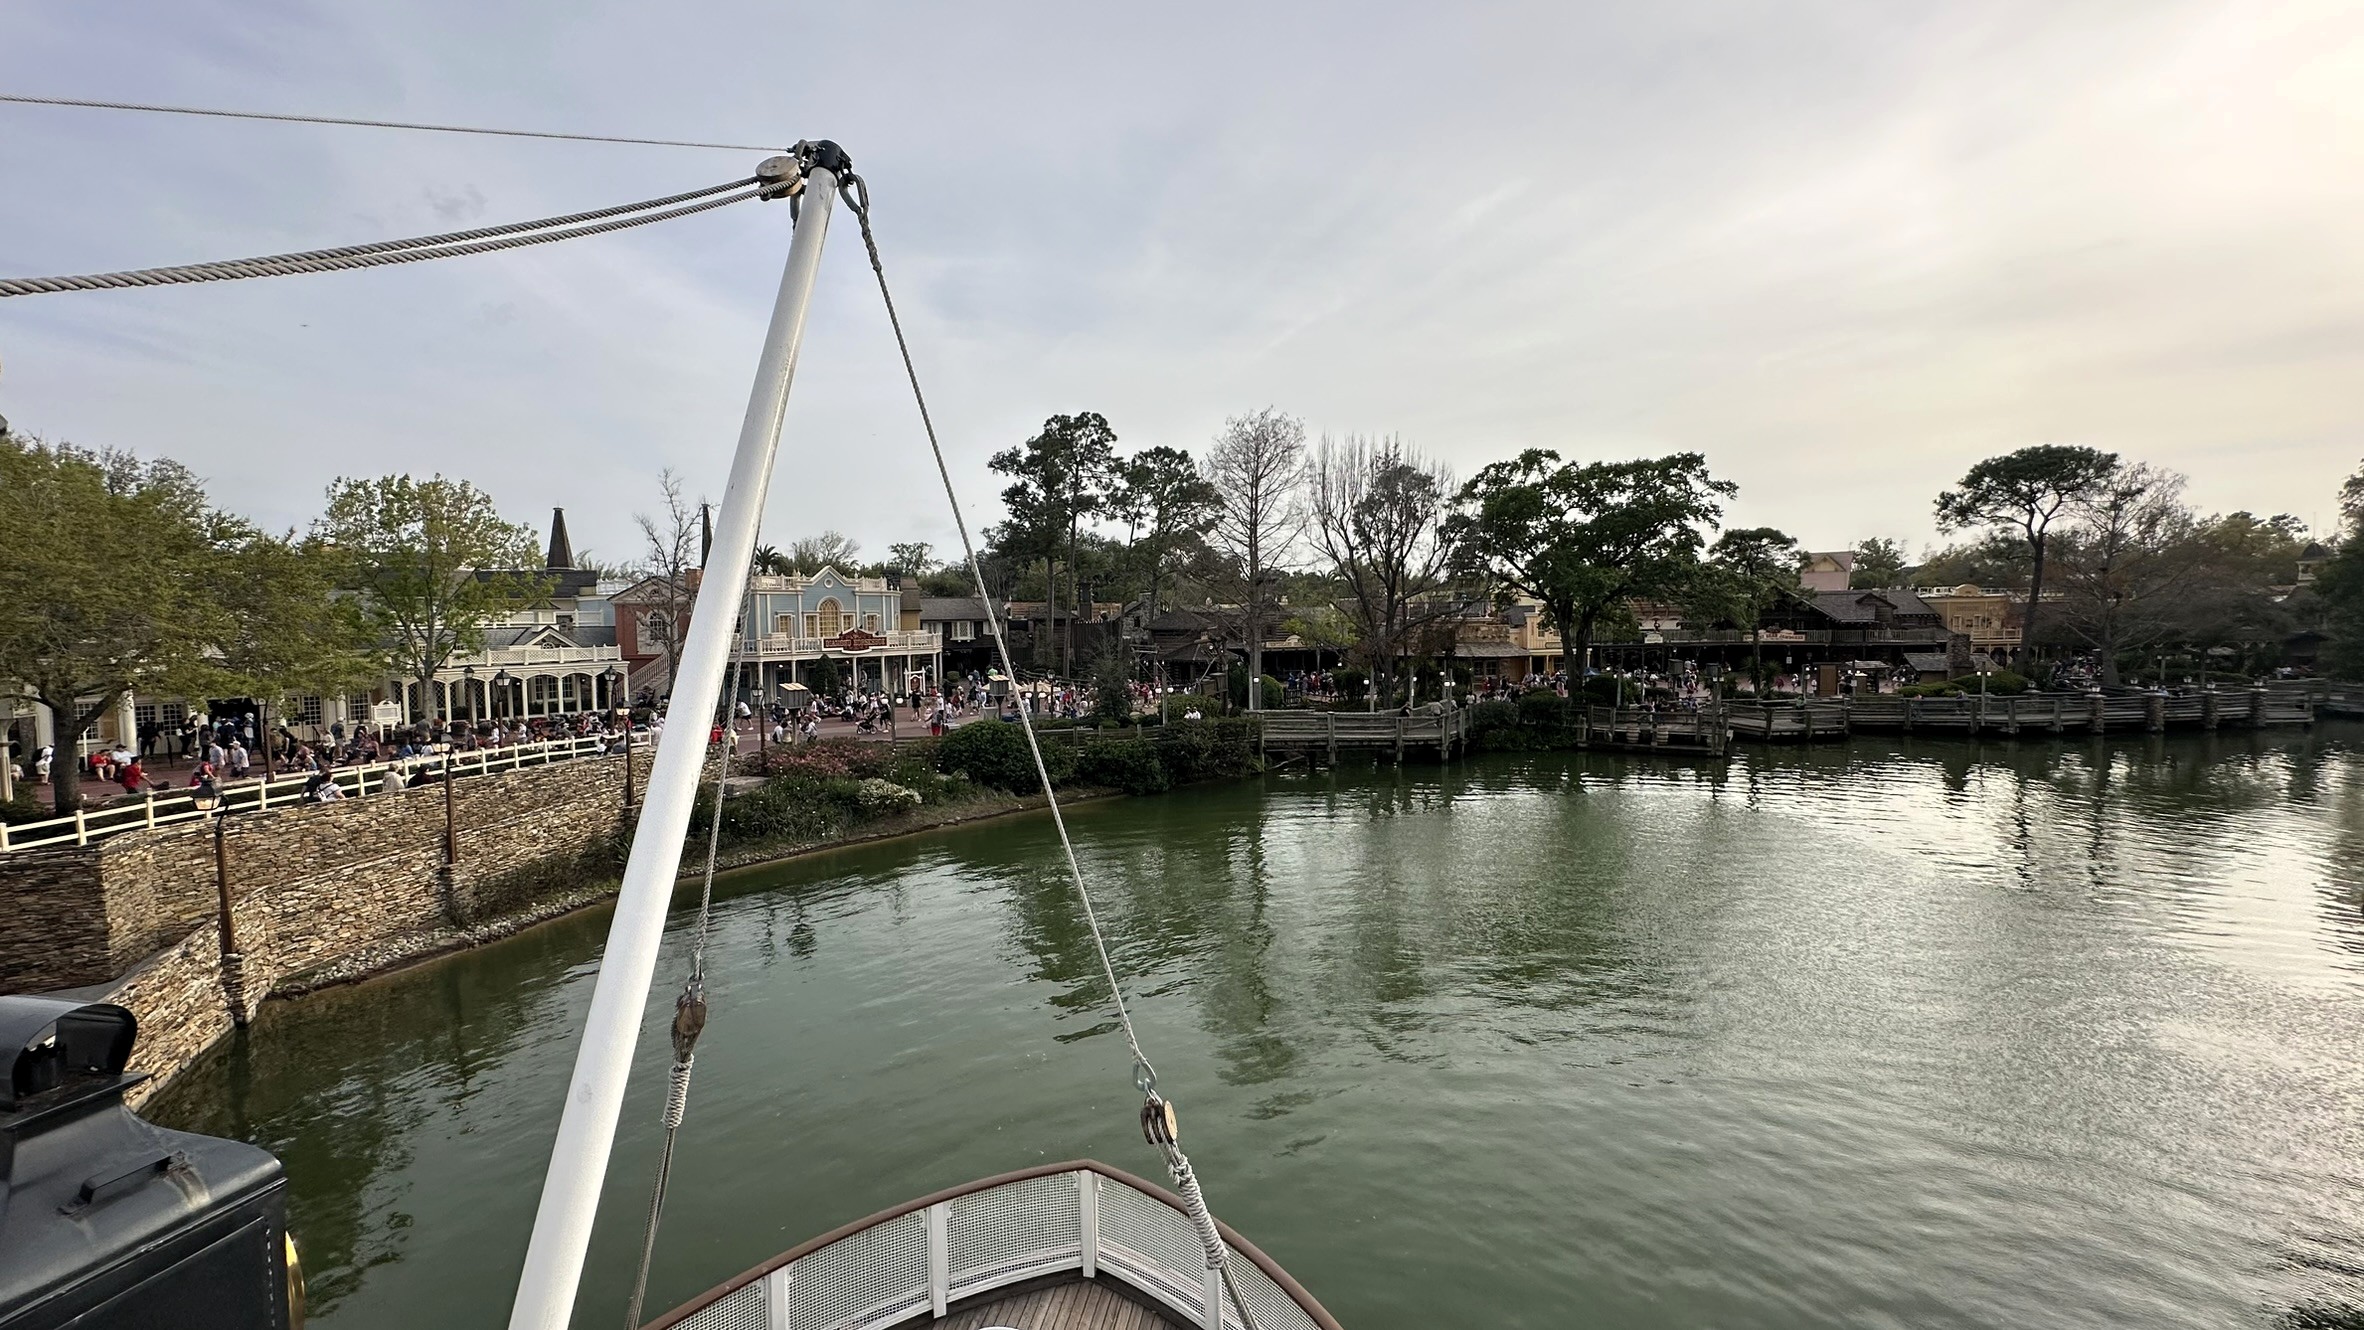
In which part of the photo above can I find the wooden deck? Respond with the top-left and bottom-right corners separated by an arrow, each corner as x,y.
933,1277 -> 1181,1330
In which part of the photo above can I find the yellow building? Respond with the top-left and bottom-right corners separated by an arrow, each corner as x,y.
1916,584 -> 2022,655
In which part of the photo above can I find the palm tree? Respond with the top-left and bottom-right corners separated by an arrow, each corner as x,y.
752,543 -> 790,576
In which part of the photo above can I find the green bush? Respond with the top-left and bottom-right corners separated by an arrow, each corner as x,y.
1982,669 -> 2031,695
1073,738 -> 1169,795
1517,689 -> 1571,726
1333,668 -> 1368,702
936,719 -> 1074,793
1093,659 -> 1134,725
1226,666 -> 1285,711
0,788 -> 49,826
1576,675 -> 1625,705
1155,716 -> 1258,784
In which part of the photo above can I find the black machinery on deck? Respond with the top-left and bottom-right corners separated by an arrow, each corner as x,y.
0,995 -> 299,1329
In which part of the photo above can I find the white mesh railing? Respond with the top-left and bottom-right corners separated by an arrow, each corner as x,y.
655,1166 -> 1330,1330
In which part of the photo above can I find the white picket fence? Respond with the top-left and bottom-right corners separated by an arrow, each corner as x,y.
0,734 -> 623,853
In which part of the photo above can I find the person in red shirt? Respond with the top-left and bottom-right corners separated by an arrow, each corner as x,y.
118,758 -> 145,794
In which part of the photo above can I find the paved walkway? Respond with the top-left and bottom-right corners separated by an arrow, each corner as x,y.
19,703 -> 1012,811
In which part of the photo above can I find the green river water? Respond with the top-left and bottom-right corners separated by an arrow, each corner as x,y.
151,728 -> 2364,1329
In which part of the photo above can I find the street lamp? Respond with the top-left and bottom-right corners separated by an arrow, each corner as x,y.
191,780 -> 242,992
494,669 -> 514,721
605,666 -> 634,809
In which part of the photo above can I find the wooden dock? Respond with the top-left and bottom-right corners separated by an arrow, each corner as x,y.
1258,703 -> 1729,761
1258,708 -> 1472,763
1727,680 -> 2330,742
1252,680 -> 2348,764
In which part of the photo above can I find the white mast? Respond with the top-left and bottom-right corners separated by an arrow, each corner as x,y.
507,153 -> 842,1330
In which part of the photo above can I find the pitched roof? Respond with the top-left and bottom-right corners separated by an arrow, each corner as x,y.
919,597 -> 999,621
1807,589 -> 1941,622
545,507 -> 574,570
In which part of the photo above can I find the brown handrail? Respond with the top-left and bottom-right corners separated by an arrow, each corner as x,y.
642,1158 -> 1343,1330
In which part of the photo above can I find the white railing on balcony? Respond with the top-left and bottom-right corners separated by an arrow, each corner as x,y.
0,734 -> 623,854
449,645 -> 625,670
655,1162 -> 1337,1330
745,631 -> 940,659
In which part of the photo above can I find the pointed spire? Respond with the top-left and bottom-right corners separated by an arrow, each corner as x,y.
699,503 -> 713,568
545,507 -> 575,570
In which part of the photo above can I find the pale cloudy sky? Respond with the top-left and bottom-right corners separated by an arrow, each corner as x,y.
3,2 -> 2360,567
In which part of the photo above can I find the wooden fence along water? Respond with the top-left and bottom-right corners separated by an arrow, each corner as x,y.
1258,708 -> 1475,763
1261,679 -> 2341,764
1726,680 -> 2330,742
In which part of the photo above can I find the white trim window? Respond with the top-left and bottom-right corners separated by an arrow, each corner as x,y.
952,621 -> 976,641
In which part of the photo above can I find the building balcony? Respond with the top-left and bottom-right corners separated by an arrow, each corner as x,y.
745,630 -> 940,660
447,644 -> 625,672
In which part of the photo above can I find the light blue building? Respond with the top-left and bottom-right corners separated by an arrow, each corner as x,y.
736,567 -> 938,699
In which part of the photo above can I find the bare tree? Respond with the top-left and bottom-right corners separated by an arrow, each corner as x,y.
787,531 -> 861,575
635,468 -> 701,695
1308,435 -> 1457,707
1204,408 -> 1307,709
2049,463 -> 2205,684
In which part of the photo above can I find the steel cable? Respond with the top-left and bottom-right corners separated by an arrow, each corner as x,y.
621,620 -> 749,1330
840,172 -> 1264,1330
0,92 -> 784,152
0,180 -> 761,297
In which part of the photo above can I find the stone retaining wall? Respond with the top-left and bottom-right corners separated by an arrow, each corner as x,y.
0,749 -> 651,1105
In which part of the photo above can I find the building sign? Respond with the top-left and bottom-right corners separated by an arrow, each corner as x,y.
822,628 -> 887,654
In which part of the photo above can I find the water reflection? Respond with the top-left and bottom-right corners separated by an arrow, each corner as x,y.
150,724 -> 2364,1330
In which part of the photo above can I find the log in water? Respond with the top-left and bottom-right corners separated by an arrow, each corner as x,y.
152,726 -> 2364,1329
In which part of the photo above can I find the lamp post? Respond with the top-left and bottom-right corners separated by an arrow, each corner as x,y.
464,664 -> 479,730
443,749 -> 460,865
192,779 -> 249,1024
605,667 -> 634,811
494,669 -> 514,723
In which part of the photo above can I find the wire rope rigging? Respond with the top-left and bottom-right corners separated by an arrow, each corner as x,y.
0,164 -> 807,297
0,92 -> 784,152
838,170 -> 1269,1330
2,121 -> 1272,1325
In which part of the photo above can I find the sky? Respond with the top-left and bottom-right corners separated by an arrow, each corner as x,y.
3,2 -> 2361,570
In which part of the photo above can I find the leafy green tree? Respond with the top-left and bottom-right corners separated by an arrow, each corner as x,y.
1110,445 -> 1220,639
1935,445 -> 2119,664
886,541 -> 935,579
1698,527 -> 1801,686
991,412 -> 1118,677
1849,537 -> 1907,588
316,475 -> 544,723
0,437 -> 236,812
2320,459 -> 2364,679
1445,451 -> 1734,677
212,530 -> 385,765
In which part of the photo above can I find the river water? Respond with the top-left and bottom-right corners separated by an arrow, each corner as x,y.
152,727 -> 2364,1329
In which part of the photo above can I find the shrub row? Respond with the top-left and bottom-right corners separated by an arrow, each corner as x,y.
935,716 -> 1259,796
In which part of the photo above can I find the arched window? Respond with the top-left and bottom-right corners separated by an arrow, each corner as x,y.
814,598 -> 845,638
